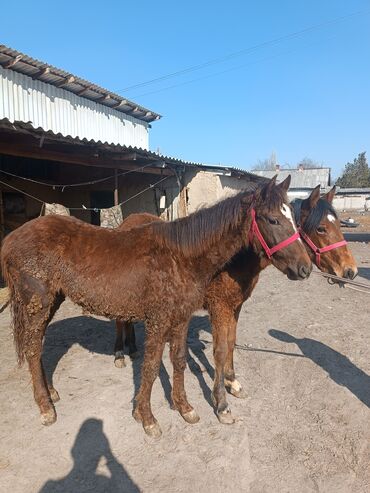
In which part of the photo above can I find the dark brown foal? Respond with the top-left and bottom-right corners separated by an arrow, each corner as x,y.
114,321 -> 137,367
2,177 -> 311,437
113,185 -> 357,424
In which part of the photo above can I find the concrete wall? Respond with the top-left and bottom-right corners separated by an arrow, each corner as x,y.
333,194 -> 370,211
184,169 -> 251,214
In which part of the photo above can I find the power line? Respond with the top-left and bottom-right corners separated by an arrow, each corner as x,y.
117,9 -> 369,94
70,176 -> 170,211
0,161 -> 163,189
130,33 -> 337,99
0,175 -> 171,212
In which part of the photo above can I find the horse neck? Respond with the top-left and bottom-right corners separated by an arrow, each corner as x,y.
192,222 -> 248,279
152,191 -> 254,277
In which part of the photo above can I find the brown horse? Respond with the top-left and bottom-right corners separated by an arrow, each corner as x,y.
113,185 -> 357,424
1,176 -> 312,437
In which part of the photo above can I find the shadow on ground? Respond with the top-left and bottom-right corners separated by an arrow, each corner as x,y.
269,329 -> 370,408
38,418 -> 139,493
43,314 -> 214,409
358,267 -> 370,281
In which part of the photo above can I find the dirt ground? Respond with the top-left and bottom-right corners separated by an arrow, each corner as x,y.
0,242 -> 369,493
339,211 -> 370,232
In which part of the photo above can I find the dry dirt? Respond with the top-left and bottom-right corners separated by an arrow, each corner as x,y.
339,211 -> 370,232
0,242 -> 369,493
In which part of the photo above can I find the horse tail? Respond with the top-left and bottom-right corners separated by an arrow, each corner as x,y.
1,252 -> 28,366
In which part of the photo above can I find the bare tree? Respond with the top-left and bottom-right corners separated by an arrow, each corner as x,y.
252,152 -> 278,171
297,157 -> 322,169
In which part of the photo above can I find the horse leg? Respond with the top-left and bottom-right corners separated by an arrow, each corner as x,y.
170,325 -> 200,424
224,306 -> 247,399
25,292 -> 64,425
133,329 -> 165,438
125,322 -> 139,359
43,293 -> 65,403
114,320 -> 126,368
209,306 -> 235,424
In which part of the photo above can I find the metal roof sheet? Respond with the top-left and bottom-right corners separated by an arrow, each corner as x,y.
0,118 -> 261,180
0,44 -> 161,123
252,168 -> 330,189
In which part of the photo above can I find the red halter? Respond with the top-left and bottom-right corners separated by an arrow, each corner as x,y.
249,208 -> 300,259
299,228 -> 348,267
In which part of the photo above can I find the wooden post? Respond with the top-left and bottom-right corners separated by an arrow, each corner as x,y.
114,169 -> 119,206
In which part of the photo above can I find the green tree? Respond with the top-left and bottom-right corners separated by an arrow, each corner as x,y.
336,152 -> 370,187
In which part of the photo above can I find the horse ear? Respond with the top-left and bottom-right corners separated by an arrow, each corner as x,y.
277,174 -> 291,192
305,185 -> 321,209
261,175 -> 277,199
323,186 -> 336,204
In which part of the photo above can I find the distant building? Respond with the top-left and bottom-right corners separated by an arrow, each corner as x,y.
252,164 -> 331,199
333,188 -> 370,211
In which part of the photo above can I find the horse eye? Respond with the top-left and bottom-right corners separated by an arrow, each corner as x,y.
268,217 -> 279,225
317,226 -> 326,234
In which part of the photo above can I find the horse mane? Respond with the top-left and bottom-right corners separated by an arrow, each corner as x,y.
151,179 -> 286,257
292,198 -> 338,233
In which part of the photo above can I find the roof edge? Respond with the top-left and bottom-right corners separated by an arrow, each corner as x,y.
0,44 -> 161,124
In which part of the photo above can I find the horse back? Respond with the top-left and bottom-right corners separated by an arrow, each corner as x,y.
117,213 -> 162,231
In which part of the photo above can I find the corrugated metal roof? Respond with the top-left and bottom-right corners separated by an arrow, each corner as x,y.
0,44 -> 161,123
0,118 -> 261,180
252,168 -> 330,189
0,66 -> 149,149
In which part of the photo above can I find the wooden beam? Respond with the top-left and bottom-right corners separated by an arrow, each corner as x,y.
95,94 -> 111,103
0,140 -> 174,176
75,87 -> 90,96
32,67 -> 50,79
107,152 -> 138,162
3,54 -> 22,68
112,99 -> 129,109
55,75 -> 75,87
114,169 -> 119,206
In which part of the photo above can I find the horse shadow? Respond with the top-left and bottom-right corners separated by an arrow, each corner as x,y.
38,418 -> 139,493
43,313 -> 215,410
187,315 -> 215,407
358,267 -> 370,281
269,329 -> 370,408
43,316 -> 172,407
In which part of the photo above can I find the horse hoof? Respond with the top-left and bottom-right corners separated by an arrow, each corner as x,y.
129,351 -> 140,360
114,357 -> 126,368
143,422 -> 162,438
225,380 -> 247,399
217,408 -> 235,425
181,409 -> 200,424
228,387 -> 247,399
40,409 -> 57,426
49,388 -> 60,403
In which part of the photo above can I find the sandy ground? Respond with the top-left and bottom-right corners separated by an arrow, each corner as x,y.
0,242 -> 369,493
340,211 -> 370,232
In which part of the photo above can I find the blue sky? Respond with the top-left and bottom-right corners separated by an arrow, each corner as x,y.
1,1 -> 370,177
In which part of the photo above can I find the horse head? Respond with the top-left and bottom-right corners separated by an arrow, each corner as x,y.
249,175 -> 312,280
298,185 -> 357,279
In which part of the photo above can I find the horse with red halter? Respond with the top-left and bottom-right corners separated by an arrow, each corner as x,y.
113,184 -> 357,424
1,176 -> 311,437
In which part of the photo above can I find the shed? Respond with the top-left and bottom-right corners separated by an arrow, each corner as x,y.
252,166 -> 331,199
0,45 -> 263,238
